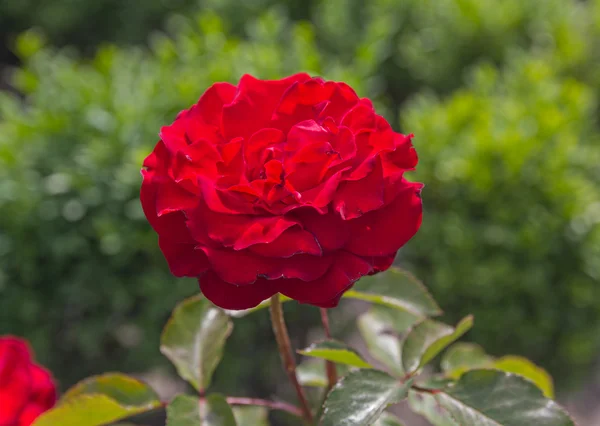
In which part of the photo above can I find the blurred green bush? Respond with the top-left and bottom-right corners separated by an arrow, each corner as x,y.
402,54 -> 600,387
0,0 -> 599,391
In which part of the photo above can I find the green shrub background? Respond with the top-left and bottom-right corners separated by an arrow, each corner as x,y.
1,0 -> 599,394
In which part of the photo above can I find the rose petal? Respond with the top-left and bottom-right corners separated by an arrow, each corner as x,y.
333,157 -> 384,220
277,251 -> 372,307
221,73 -> 311,140
199,272 -> 277,310
345,182 -> 423,256
292,208 -> 350,252
159,238 -> 210,277
17,403 -> 47,426
198,247 -> 332,285
0,339 -> 32,425
187,202 -> 298,250
195,82 -> 237,127
28,365 -> 56,409
248,225 -> 322,257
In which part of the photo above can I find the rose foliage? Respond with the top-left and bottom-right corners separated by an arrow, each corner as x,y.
29,76 -> 577,426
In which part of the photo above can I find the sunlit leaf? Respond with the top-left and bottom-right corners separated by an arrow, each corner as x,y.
358,306 -> 416,376
223,294 -> 292,318
493,356 -> 554,398
402,316 -> 473,374
441,343 -> 493,379
346,268 -> 441,317
299,340 -> 373,369
33,374 -> 160,426
161,295 -> 233,391
232,406 -> 269,426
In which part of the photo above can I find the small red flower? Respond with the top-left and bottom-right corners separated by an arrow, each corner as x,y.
141,74 -> 422,309
0,336 -> 56,426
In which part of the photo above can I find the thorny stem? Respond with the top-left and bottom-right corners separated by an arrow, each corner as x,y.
162,397 -> 304,418
411,384 -> 442,394
269,294 -> 314,424
319,308 -> 338,392
225,397 -> 304,417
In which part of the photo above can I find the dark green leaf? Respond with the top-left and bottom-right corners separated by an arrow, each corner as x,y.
166,394 -> 237,426
297,359 -> 349,387
441,345 -> 554,398
435,370 -> 574,426
408,391 -> 459,426
492,356 -> 554,398
402,316 -> 473,373
161,295 -> 233,391
299,340 -> 373,368
232,406 -> 269,426
32,374 -> 160,426
358,307 -> 413,376
373,412 -> 406,425
441,343 -> 493,379
320,369 -> 410,426
346,268 -> 441,317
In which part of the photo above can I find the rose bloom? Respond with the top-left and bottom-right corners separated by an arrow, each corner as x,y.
141,74 -> 422,310
0,336 -> 56,426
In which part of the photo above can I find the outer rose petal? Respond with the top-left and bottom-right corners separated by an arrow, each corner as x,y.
333,157 -> 385,220
158,237 -> 210,278
199,272 -> 277,310
278,251 -> 372,307
345,182 -> 423,257
198,247 -> 333,285
221,73 -> 311,140
28,365 -> 56,410
248,226 -> 322,257
0,338 -> 32,425
292,208 -> 350,252
17,404 -> 47,426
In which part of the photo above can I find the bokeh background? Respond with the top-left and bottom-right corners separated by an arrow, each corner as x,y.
1,0 -> 600,424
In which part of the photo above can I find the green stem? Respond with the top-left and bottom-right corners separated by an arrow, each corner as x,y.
269,294 -> 314,424
320,308 -> 338,392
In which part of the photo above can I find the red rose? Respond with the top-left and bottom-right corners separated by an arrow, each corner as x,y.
141,74 -> 422,310
0,336 -> 56,426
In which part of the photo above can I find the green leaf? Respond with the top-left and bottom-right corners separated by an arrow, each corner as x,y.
373,412 -> 406,425
493,356 -> 554,398
61,373 -> 160,406
402,316 -> 473,374
358,307 -> 416,376
32,374 -> 160,426
223,294 -> 292,318
232,406 -> 269,426
435,370 -> 575,426
161,294 -> 233,391
440,345 -> 555,398
297,359 -> 349,387
299,340 -> 373,369
166,394 -> 237,426
346,268 -> 442,317
32,394 -> 160,426
320,369 -> 411,426
408,391 -> 459,426
441,343 -> 493,379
